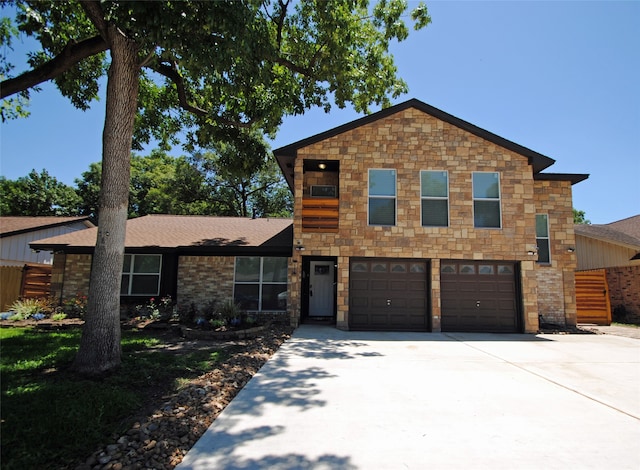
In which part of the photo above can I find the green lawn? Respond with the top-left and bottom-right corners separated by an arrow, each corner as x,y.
0,327 -> 222,469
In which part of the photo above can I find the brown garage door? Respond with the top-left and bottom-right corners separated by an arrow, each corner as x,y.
440,260 -> 520,333
349,258 -> 429,331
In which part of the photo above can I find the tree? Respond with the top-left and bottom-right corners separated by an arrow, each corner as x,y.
0,169 -> 80,216
573,209 -> 591,224
2,0 -> 430,375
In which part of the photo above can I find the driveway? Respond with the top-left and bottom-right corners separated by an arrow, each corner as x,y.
178,326 -> 640,469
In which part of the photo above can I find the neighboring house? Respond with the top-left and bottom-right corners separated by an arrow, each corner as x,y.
30,99 -> 589,333
30,215 -> 292,317
574,215 -> 640,324
0,216 -> 94,309
274,99 -> 587,333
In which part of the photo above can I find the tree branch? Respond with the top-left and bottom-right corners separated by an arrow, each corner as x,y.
151,60 -> 256,129
0,35 -> 108,99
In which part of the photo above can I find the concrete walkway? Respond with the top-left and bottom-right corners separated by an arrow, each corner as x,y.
579,323 -> 640,340
178,326 -> 640,470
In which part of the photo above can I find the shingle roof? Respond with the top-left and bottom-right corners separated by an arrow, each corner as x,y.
0,216 -> 94,237
574,215 -> 640,250
29,215 -> 293,254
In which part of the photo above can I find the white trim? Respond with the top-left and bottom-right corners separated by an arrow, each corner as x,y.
472,171 -> 502,229
420,170 -> 450,227
368,168 -> 397,226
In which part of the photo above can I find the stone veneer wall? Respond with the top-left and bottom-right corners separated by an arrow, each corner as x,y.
533,180 -> 578,327
607,265 -> 640,323
287,107 -> 576,333
176,256 -> 235,312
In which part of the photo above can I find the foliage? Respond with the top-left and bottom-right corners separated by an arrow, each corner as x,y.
573,208 -> 591,224
0,327 -> 223,469
51,312 -> 67,321
2,0 -> 430,375
7,297 -> 55,320
134,295 -> 175,321
0,169 -> 80,216
58,293 -> 87,319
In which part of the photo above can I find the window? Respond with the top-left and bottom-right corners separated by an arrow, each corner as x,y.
473,172 -> 501,228
368,169 -> 396,225
234,257 -> 288,311
121,254 -> 161,296
536,214 -> 550,263
421,170 -> 449,227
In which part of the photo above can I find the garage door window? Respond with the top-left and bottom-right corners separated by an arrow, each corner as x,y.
473,172 -> 501,228
421,170 -> 449,227
369,169 -> 396,226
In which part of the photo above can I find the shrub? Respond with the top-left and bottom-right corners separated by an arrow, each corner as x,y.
134,295 -> 174,321
51,312 -> 67,321
59,293 -> 87,319
217,299 -> 244,325
8,298 -> 54,320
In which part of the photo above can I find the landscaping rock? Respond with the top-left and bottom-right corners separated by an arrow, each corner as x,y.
73,324 -> 292,470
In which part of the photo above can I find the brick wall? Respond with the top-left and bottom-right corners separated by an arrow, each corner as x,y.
607,265 -> 640,323
60,254 -> 92,301
177,256 -> 235,311
533,180 -> 578,326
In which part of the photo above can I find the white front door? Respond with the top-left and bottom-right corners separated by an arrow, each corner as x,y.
309,261 -> 335,317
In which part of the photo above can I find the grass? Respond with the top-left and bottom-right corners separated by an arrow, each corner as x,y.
0,327 -> 223,469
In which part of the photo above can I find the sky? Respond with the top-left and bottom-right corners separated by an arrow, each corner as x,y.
1,1 -> 638,224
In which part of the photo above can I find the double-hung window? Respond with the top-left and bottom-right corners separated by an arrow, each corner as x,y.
234,257 -> 288,311
368,169 -> 396,226
473,172 -> 501,228
536,214 -> 551,263
421,170 -> 449,227
121,254 -> 162,296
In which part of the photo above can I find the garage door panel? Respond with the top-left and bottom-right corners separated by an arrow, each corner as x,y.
351,280 -> 370,291
349,258 -> 428,331
441,260 -> 519,333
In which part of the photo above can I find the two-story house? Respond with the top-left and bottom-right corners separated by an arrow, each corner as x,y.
275,99 -> 588,333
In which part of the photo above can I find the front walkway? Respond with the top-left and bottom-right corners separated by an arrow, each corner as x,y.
178,326 -> 640,469
580,323 -> 640,339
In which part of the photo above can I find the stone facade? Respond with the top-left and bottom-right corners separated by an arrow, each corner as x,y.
607,265 -> 640,323
287,107 -> 579,332
176,256 -> 235,311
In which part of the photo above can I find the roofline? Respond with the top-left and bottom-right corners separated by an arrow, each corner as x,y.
30,245 -> 293,257
274,98 -> 558,190
574,228 -> 640,251
0,217 -> 95,238
534,173 -> 590,185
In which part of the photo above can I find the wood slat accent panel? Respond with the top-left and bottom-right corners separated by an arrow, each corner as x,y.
302,198 -> 339,232
21,264 -> 52,299
576,269 -> 611,325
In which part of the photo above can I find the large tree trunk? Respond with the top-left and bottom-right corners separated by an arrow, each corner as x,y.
72,29 -> 139,376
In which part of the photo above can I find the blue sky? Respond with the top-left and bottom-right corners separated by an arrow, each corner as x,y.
1,1 -> 638,224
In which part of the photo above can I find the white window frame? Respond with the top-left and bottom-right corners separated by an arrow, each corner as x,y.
121,254 -> 162,296
420,170 -> 449,227
536,214 -> 551,264
368,168 -> 397,226
233,257 -> 288,312
472,171 -> 502,229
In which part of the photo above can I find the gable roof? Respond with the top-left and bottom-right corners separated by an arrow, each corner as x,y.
575,214 -> 640,252
274,98 -> 588,190
0,216 -> 94,238
29,215 -> 293,256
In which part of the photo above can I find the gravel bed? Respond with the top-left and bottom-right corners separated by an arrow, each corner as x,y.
73,325 -> 294,470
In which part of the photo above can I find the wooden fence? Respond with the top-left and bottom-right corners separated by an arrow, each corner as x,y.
0,264 -> 52,311
575,269 -> 611,325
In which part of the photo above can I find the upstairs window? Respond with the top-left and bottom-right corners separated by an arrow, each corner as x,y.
121,254 -> 162,296
536,214 -> 551,263
421,170 -> 449,227
473,172 -> 501,228
368,169 -> 396,226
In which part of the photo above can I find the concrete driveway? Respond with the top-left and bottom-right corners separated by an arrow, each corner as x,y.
178,326 -> 640,470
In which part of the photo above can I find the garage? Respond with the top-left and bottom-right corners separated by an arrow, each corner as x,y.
349,258 -> 429,331
440,260 -> 520,333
